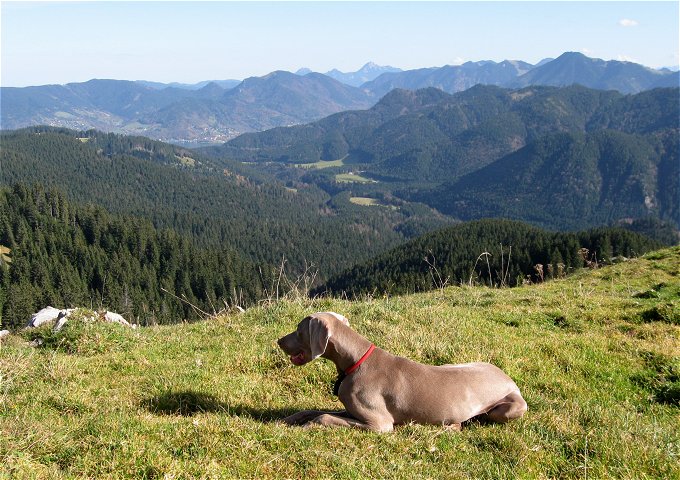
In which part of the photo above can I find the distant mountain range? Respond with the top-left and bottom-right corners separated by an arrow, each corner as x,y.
295,62 -> 403,87
210,84 -> 679,230
2,53 -> 676,145
361,59 -> 534,97
136,79 -> 242,91
1,73 -> 375,145
364,52 -> 677,97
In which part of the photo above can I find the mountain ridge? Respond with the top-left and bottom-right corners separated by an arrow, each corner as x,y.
3,53 -> 676,145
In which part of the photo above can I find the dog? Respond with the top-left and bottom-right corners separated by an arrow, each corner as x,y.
277,311 -> 526,432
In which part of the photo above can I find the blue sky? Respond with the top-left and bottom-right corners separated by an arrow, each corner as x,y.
2,1 -> 678,87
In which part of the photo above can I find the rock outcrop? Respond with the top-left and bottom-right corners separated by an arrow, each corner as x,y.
28,307 -> 132,331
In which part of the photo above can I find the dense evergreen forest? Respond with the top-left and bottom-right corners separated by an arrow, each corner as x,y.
0,184 -> 666,329
0,127 -> 450,279
0,184 -> 264,330
316,219 -> 663,297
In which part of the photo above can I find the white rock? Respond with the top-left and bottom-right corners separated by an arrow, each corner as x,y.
53,309 -> 131,331
28,306 -> 61,328
0,330 -> 10,341
103,311 -> 130,327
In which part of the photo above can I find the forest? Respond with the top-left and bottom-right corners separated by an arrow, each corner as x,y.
0,125 -> 675,329
0,127 -> 450,279
1,183 -> 664,330
317,219 -> 663,297
0,184 -> 264,330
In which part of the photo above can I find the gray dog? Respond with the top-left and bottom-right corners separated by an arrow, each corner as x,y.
277,311 -> 527,432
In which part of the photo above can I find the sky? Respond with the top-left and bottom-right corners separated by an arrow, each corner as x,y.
1,1 -> 678,87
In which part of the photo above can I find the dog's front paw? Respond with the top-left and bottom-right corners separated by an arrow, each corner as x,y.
282,411 -> 320,425
302,414 -> 328,428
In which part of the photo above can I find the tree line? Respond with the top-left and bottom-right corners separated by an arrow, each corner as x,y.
316,219 -> 663,297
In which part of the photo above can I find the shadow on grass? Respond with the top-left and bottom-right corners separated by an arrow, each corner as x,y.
140,389 -> 300,421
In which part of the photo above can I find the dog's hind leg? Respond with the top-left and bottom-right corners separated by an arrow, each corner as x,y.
476,391 -> 527,424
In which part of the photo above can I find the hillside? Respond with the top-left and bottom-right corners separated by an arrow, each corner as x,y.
411,128 -> 679,230
0,127 -> 451,280
1,247 -> 678,478
209,85 -> 679,230
317,219 -> 663,297
0,185 -> 264,329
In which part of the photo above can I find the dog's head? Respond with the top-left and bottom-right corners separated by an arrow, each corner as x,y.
277,312 -> 350,366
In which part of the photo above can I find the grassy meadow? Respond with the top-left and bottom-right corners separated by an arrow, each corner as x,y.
335,172 -> 376,184
294,157 -> 346,169
1,247 -> 678,479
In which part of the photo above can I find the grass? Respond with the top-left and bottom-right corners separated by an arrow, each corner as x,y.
349,197 -> 398,210
175,155 -> 196,167
295,156 -> 347,169
1,247 -> 678,478
335,172 -> 377,184
349,196 -> 380,206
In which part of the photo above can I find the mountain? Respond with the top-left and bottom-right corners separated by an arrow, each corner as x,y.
1,79 -> 191,131
211,71 -> 374,130
513,52 -> 677,93
361,53 -> 677,96
208,85 -> 679,231
135,79 -> 241,90
4,54 -> 675,146
652,71 -> 679,88
1,74 -> 375,145
362,60 -> 534,97
410,129 -> 678,230
325,62 -> 403,87
316,219 -> 663,297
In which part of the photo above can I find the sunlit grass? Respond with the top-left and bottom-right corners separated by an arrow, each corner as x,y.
1,247 -> 678,478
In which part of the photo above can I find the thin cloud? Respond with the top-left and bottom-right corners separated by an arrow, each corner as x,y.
619,19 -> 639,27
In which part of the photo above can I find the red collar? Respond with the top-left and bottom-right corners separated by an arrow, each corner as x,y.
333,344 -> 376,396
345,344 -> 376,375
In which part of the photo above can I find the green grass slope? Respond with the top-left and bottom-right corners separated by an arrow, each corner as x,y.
1,247 -> 678,478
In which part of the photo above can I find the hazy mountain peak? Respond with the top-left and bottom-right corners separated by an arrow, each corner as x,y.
514,52 -> 672,93
325,63 -> 403,87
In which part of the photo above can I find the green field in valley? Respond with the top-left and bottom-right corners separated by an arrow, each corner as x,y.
295,156 -> 347,169
335,172 -> 376,183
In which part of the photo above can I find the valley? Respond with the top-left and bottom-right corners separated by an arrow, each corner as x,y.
1,53 -> 678,328
208,84 -> 678,232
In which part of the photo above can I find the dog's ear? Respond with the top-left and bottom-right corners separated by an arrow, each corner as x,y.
308,316 -> 331,360
321,311 -> 350,326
